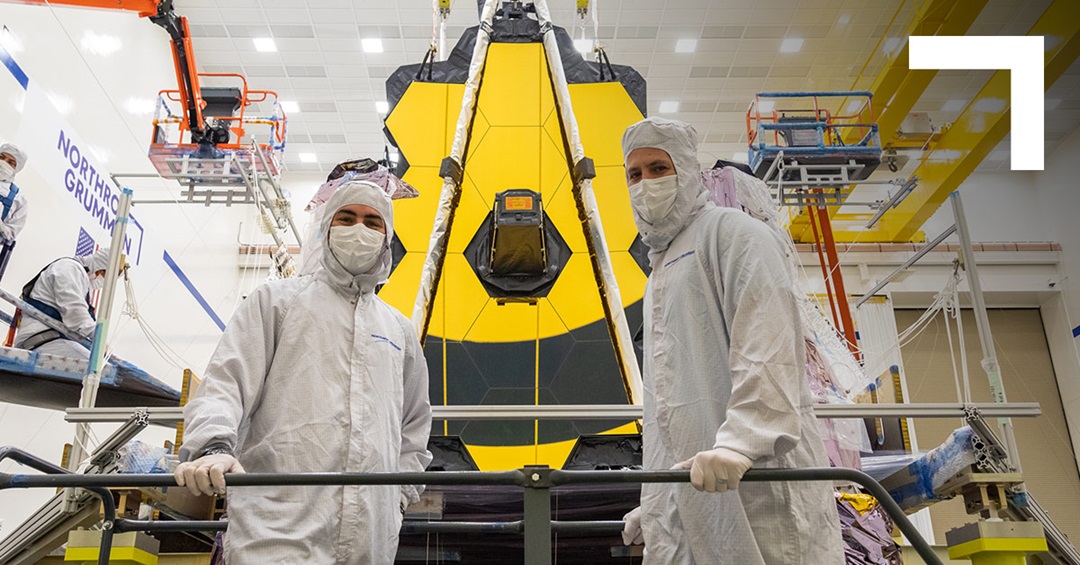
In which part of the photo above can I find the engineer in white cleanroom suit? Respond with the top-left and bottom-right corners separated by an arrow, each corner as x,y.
0,143 -> 29,240
176,180 -> 433,565
618,117 -> 844,564
15,248 -> 110,360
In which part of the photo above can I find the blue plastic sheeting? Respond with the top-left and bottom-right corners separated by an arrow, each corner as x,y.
0,346 -> 180,411
876,426 -> 979,512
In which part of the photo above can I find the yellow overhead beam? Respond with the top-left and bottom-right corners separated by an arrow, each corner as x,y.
789,0 -> 987,243
858,0 -> 1080,242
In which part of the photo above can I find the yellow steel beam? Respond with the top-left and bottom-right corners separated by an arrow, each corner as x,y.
871,0 -> 989,149
789,0 -> 987,242
869,0 -> 1080,242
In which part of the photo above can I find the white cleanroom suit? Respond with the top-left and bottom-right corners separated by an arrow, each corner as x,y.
624,117 -> 844,564
0,142 -> 28,240
15,248 -> 110,360
181,181 -> 433,564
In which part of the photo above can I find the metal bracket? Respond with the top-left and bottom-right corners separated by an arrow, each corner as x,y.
571,157 -> 596,186
440,157 -> 464,185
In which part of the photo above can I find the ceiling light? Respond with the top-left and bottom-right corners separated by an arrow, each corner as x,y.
837,14 -> 851,25
658,100 -> 679,113
845,100 -> 865,115
80,30 -> 122,56
361,38 -> 384,53
675,39 -> 697,53
375,100 -> 389,114
123,97 -> 157,116
942,99 -> 967,112
973,98 -> 1006,112
574,38 -> 592,54
780,38 -> 803,53
298,152 -> 317,163
730,151 -> 748,163
757,100 -> 775,113
280,100 -> 300,113
1045,98 -> 1061,110
253,37 -> 277,52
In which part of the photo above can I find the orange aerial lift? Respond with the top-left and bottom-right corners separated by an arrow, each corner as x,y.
5,0 -> 288,178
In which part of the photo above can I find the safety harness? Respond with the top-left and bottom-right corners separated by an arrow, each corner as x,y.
0,183 -> 19,222
18,258 -> 96,350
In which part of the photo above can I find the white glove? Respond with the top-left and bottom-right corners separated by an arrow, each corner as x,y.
673,447 -> 753,493
621,506 -> 643,545
0,222 -> 13,241
174,453 -> 245,497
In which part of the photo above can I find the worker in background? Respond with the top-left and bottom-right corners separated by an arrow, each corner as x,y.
0,143 -> 28,242
175,180 -> 432,565
14,248 -> 110,361
618,117 -> 843,564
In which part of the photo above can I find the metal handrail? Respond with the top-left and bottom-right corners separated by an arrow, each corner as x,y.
0,447 -> 943,565
0,447 -> 117,565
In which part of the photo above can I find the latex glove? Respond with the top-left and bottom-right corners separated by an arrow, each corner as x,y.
0,222 -> 13,241
174,453 -> 245,497
621,506 -> 643,545
673,447 -> 753,493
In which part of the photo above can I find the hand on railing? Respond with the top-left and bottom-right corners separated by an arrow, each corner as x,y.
621,506 -> 643,545
174,453 -> 245,496
672,447 -> 753,493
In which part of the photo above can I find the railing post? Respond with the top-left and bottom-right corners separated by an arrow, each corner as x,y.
522,466 -> 552,565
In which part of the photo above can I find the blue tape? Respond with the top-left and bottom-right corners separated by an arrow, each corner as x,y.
162,250 -> 226,332
0,40 -> 28,91
1073,324 -> 1080,338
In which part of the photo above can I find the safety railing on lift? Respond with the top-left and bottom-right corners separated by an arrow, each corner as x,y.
0,445 -> 944,565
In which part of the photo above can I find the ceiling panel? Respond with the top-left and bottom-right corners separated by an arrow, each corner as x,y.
158,0 -> 1078,173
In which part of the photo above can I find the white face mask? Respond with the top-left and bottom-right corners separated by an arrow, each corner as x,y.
629,174 -> 679,224
89,274 -> 104,290
0,161 -> 14,183
329,223 -> 385,276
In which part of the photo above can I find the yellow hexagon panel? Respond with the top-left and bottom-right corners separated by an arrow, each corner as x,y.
393,166 -> 443,251
591,165 -> 637,252
376,252 -> 424,319
386,82 -> 451,167
477,43 -> 544,126
464,108 -> 491,164
609,251 -> 647,307
542,176 -> 586,252
463,296 -> 570,343
539,119 -> 569,194
467,127 -> 542,202
468,421 -> 640,471
542,109 -> 565,159
569,82 -> 644,167
544,252 -> 606,332
445,83 -> 466,151
429,253 -> 490,342
445,173 -> 494,254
